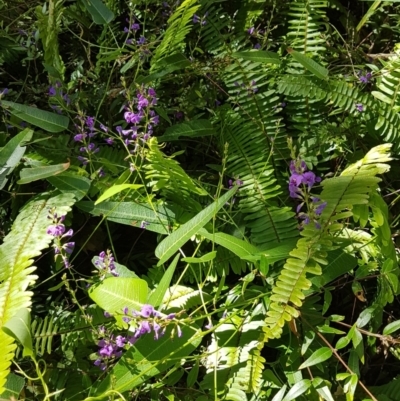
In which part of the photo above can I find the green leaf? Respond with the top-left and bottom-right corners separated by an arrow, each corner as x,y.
383,320 -> 400,335
1,101 -> 69,132
2,308 -> 33,357
80,0 -> 115,24
186,359 -> 199,387
0,128 -> 33,190
95,184 -> 143,205
287,49 -> 328,80
299,348 -> 332,369
76,201 -> 176,234
18,161 -> 70,184
89,277 -> 148,315
90,324 -> 201,396
0,373 -> 25,400
47,172 -> 91,201
198,228 -> 259,258
282,379 -> 311,401
232,50 -> 280,64
272,385 -> 287,401
147,254 -> 180,307
182,251 -> 217,264
158,120 -> 215,142
312,378 -> 335,401
155,187 -> 237,266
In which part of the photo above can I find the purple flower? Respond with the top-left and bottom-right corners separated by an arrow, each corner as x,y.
166,313 -> 176,320
153,322 -> 161,340
355,103 -> 364,112
85,116 -> 95,129
140,304 -> 155,318
104,311 -> 112,318
48,86 -> 56,96
359,71 -> 372,84
254,43 -> 261,49
74,133 -> 86,142
100,123 -> 108,132
126,38 -> 134,45
302,171 -> 318,189
137,36 -> 146,45
137,94 -> 149,110
193,14 -> 200,23
136,320 -> 152,337
0,88 -> 9,96
132,23 -> 140,31
176,325 -> 183,338
63,242 -> 75,254
248,27 -> 255,35
115,335 -> 126,347
116,126 -> 123,135
140,221 -> 150,229
315,201 -> 327,216
104,138 -> 114,145
47,224 -> 65,237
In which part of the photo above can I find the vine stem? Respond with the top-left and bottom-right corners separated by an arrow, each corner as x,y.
302,317 -> 378,401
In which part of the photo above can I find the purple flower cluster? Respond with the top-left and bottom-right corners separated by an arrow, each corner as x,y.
122,304 -> 181,341
94,328 -> 136,370
94,305 -> 182,370
355,103 -> 364,112
94,250 -> 118,277
46,209 -> 74,268
48,81 -> 71,110
73,114 -> 110,167
118,86 -> 159,152
193,12 -> 207,26
228,178 -> 243,189
359,71 -> 372,84
289,160 -> 327,229
247,26 -> 264,49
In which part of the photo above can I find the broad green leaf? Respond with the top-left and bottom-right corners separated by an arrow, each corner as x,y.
232,50 -> 280,64
47,172 -> 91,201
356,307 -> 374,328
155,187 -> 237,266
81,0 -> 115,24
182,251 -> 216,264
95,184 -> 143,205
299,348 -> 332,369
1,101 -> 69,132
383,319 -> 400,335
198,228 -> 258,258
2,308 -> 33,357
0,373 -> 25,400
147,254 -> 180,307
336,335 -> 351,350
186,359 -> 199,387
158,120 -> 215,142
89,277 -> 148,315
287,49 -> 329,80
76,201 -> 176,234
0,128 -> 33,190
18,161 -> 70,184
272,385 -> 287,401
89,324 -> 201,396
282,380 -> 311,401
312,378 -> 335,401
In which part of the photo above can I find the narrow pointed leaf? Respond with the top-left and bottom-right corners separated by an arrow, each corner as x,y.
0,128 -> 33,190
299,347 -> 332,369
147,254 -> 180,307
232,50 -> 280,64
383,320 -> 400,335
155,187 -> 237,266
158,120 -> 215,142
287,49 -> 328,80
95,184 -> 143,205
18,161 -> 70,184
1,101 -> 69,132
282,379 -> 312,401
47,172 -> 91,201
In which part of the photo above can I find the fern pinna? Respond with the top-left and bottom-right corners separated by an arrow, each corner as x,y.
0,193 -> 75,393
264,144 -> 392,340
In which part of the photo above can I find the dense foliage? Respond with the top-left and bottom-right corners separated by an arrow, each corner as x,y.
1,0 -> 400,400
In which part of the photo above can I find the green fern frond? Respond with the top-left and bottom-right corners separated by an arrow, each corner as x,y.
31,315 -> 59,355
201,309 -> 266,400
372,46 -> 400,111
264,144 -> 392,340
144,137 -> 207,211
0,192 -> 76,393
277,75 -> 400,147
151,0 -> 200,69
